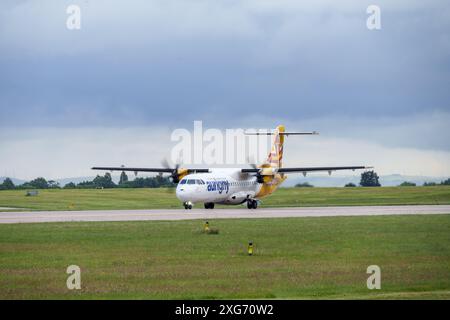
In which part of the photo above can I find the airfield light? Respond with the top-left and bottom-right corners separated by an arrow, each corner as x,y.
248,242 -> 254,256
204,221 -> 210,232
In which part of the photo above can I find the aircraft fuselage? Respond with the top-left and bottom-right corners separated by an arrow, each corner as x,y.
175,168 -> 284,207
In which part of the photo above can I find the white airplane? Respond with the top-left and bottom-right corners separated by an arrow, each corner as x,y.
93,125 -> 370,209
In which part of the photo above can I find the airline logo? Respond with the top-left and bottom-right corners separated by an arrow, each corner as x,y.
267,125 -> 285,168
207,180 -> 230,194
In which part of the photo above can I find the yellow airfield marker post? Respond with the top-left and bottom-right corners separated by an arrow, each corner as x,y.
248,241 -> 254,256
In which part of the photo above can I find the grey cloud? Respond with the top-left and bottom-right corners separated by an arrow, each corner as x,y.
0,0 -> 449,151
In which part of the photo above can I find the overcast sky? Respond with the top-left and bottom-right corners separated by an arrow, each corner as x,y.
0,0 -> 449,180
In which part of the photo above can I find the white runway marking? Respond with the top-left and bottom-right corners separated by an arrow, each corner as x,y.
0,205 -> 449,224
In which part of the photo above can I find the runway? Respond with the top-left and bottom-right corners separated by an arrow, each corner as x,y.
0,205 -> 449,224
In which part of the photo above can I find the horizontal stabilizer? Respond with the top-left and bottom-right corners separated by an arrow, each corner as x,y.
245,131 -> 319,136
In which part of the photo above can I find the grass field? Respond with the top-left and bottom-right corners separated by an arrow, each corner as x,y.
0,214 -> 449,299
0,186 -> 449,211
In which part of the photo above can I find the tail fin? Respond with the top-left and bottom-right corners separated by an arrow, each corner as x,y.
244,125 -> 318,169
266,125 -> 285,168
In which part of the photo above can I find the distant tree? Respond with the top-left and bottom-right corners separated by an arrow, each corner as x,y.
48,180 -> 60,189
399,181 -> 416,187
29,177 -> 49,189
130,177 -> 147,188
93,173 -> 116,188
17,182 -> 33,190
441,178 -> 450,185
76,180 -> 96,188
345,183 -> 356,187
68,174 -> 175,189
423,182 -> 438,186
0,177 -> 15,190
105,172 -> 116,188
64,182 -> 77,189
120,176 -> 175,188
295,182 -> 314,188
360,171 -> 381,187
119,171 -> 129,185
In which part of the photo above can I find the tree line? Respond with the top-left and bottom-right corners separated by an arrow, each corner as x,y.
295,170 -> 384,188
295,170 -> 450,188
0,172 -> 175,190
1,170 -> 449,190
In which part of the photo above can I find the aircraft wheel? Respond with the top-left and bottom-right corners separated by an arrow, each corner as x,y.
247,200 -> 253,209
252,200 -> 258,209
184,202 -> 193,210
204,203 -> 215,209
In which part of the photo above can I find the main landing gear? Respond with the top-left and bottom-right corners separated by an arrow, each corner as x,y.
183,202 -> 193,210
247,199 -> 258,209
204,203 -> 215,209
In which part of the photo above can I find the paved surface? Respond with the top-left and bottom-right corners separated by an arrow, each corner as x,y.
0,205 -> 449,224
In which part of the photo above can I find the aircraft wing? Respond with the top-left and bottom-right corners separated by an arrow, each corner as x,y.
242,166 -> 370,174
278,166 -> 370,173
92,166 -> 209,173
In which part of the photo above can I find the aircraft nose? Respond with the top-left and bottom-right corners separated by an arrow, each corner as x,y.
176,184 -> 188,201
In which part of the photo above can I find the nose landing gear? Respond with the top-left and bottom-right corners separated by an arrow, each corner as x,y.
247,199 -> 258,209
183,202 -> 193,210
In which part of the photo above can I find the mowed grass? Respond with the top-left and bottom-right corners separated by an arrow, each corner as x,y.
0,186 -> 449,211
0,215 -> 449,299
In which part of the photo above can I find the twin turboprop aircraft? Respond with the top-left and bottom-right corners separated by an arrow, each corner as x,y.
93,125 -> 370,209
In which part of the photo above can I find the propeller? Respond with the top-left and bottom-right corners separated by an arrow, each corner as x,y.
246,157 -> 264,184
159,159 -> 179,194
161,158 -> 181,183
